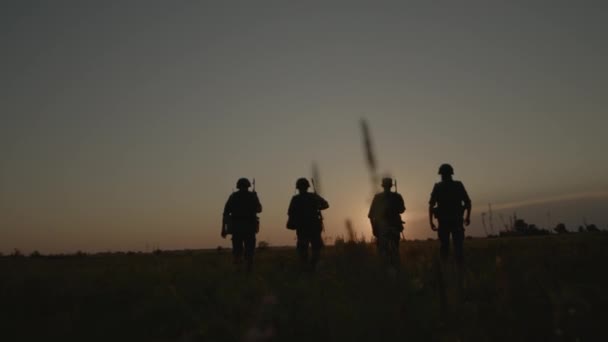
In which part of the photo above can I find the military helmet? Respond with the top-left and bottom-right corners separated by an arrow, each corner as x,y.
381,177 -> 393,188
296,177 -> 310,190
438,163 -> 454,175
236,178 -> 251,189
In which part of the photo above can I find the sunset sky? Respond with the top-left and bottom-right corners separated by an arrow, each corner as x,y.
2,1 -> 607,253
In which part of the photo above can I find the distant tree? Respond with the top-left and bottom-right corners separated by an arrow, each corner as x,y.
514,219 -> 529,233
257,241 -> 270,250
530,224 -> 549,235
11,249 -> 23,258
554,223 -> 568,234
586,224 -> 600,232
578,225 -> 586,233
500,218 -> 549,236
29,250 -> 42,258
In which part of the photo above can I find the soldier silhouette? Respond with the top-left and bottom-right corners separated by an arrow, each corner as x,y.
286,178 -> 329,270
428,164 -> 471,264
222,178 -> 262,271
368,177 -> 405,265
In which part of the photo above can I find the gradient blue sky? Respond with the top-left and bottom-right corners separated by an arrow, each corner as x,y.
2,1 -> 607,253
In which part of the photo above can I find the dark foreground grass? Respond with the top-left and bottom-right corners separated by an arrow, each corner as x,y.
2,233 -> 607,341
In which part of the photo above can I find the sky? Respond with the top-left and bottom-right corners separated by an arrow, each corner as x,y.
1,1 -> 607,253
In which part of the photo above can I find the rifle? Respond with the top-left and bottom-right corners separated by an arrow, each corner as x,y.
311,178 -> 325,232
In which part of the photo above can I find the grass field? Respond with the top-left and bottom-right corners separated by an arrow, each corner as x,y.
2,233 -> 607,341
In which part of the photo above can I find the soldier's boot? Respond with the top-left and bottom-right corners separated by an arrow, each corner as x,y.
245,257 -> 253,272
299,251 -> 315,272
310,251 -> 320,271
298,247 -> 308,264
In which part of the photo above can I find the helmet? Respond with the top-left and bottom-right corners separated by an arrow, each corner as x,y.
296,178 -> 310,190
438,164 -> 454,175
381,177 -> 393,188
236,178 -> 251,189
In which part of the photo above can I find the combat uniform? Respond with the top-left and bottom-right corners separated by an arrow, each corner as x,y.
368,190 -> 405,250
223,190 -> 262,265
287,191 -> 329,266
429,179 -> 471,262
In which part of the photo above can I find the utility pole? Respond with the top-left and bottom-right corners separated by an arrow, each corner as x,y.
488,203 -> 495,235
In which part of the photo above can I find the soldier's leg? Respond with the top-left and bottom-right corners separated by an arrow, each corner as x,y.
376,226 -> 389,256
390,232 -> 401,266
391,232 -> 400,251
296,231 -> 309,263
437,227 -> 450,261
452,228 -> 465,264
244,232 -> 256,270
310,233 -> 323,269
231,233 -> 244,264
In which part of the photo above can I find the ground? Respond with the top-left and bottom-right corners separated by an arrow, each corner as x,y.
2,233 -> 607,341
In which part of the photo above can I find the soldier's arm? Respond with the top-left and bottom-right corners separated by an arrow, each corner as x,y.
368,196 -> 379,235
461,183 -> 472,225
428,185 -> 438,231
317,195 -> 329,210
397,194 -> 406,213
287,197 -> 295,217
368,195 -> 378,219
223,195 -> 232,217
222,196 -> 232,237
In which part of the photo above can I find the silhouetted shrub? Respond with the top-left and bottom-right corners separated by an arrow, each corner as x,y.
334,236 -> 346,247
29,250 -> 42,258
257,241 -> 270,250
501,218 -> 549,236
75,250 -> 87,258
554,223 -> 568,234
